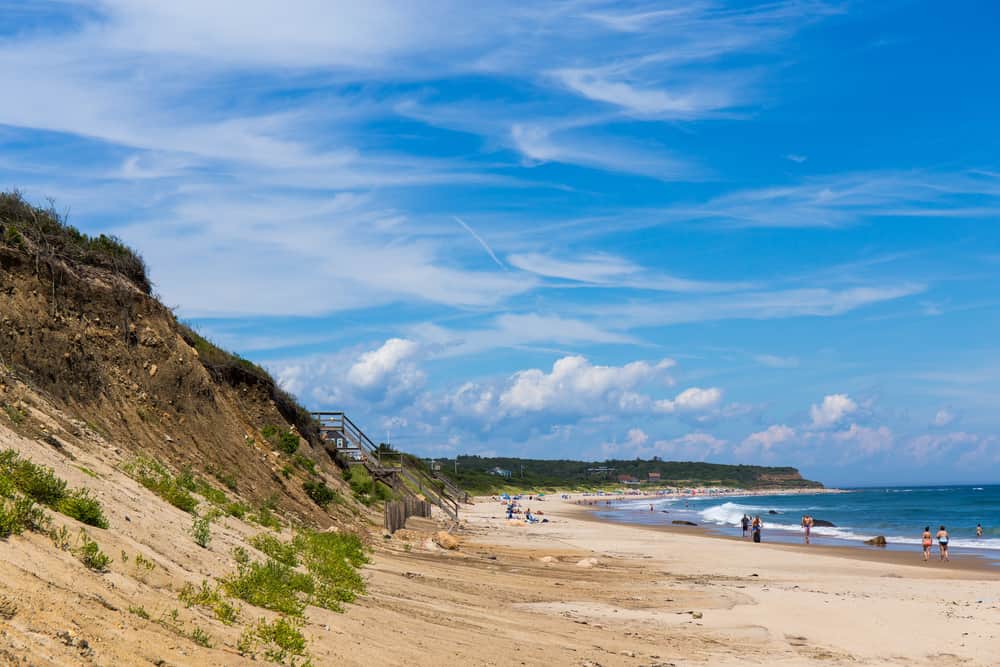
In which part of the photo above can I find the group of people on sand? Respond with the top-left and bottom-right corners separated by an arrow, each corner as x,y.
740,514 -> 764,543
738,511 -> 985,563
919,524 -> 988,563
501,499 -> 547,524
922,525 -> 951,562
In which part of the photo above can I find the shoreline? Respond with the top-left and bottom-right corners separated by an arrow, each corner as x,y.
563,497 -> 1000,574
480,494 -> 1000,576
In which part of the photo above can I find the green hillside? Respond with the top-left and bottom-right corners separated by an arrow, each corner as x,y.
442,455 -> 823,495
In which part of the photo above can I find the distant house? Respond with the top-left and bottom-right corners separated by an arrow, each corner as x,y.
647,472 -> 661,482
488,466 -> 512,478
617,474 -> 639,485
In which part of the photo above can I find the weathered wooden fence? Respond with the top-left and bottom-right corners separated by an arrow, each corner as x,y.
384,497 -> 433,534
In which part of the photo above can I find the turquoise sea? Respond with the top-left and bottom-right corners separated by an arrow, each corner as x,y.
594,485 -> 1000,564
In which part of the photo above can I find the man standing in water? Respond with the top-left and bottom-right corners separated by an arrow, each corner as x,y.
752,516 -> 762,543
741,514 -> 750,538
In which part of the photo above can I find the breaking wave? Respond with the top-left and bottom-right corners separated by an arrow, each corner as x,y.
693,501 -> 1000,550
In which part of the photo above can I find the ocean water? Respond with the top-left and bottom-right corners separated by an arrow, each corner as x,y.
594,485 -> 1000,564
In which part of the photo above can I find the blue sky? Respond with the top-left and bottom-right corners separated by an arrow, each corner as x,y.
2,1 -> 999,486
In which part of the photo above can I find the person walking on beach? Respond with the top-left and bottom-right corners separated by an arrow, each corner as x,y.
936,525 -> 950,562
752,516 -> 762,543
801,515 -> 813,544
921,526 -> 932,562
741,514 -> 750,538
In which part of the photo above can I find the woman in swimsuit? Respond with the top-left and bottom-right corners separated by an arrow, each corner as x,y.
921,526 -> 932,562
936,525 -> 949,562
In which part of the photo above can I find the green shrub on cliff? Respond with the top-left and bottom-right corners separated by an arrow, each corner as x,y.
0,191 -> 150,294
123,456 -> 199,514
0,450 -> 107,528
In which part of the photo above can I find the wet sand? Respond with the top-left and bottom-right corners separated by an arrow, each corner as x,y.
569,499 -> 1000,574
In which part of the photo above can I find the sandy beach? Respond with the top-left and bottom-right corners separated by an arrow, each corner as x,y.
338,495 -> 999,666
0,404 -> 994,666
0,424 -> 996,666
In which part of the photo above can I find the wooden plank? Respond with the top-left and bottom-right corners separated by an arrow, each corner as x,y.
384,498 -> 434,533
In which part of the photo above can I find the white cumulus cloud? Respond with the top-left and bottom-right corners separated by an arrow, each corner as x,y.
832,424 -> 893,456
655,387 -> 723,413
626,427 -> 649,446
906,431 -> 983,465
347,338 -> 421,388
343,338 -> 427,407
498,355 -> 675,414
932,408 -> 955,427
743,424 -> 796,451
446,382 -> 497,419
809,393 -> 857,428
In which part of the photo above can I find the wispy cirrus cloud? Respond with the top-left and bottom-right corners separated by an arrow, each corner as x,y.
509,123 -> 696,179
665,171 -> 1000,228
754,354 -> 800,368
118,192 -> 537,317
551,1 -> 841,118
410,313 -> 639,358
1,0 -> 829,320
587,283 -> 924,328
506,252 -> 748,292
550,67 -> 737,118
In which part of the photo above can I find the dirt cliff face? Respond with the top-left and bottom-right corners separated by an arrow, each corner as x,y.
754,470 -> 823,488
0,195 -> 351,525
0,194 -> 396,664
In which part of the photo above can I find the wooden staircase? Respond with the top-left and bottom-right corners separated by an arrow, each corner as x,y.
312,411 -> 460,520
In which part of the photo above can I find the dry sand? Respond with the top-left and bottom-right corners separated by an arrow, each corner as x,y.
347,496 -> 999,666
